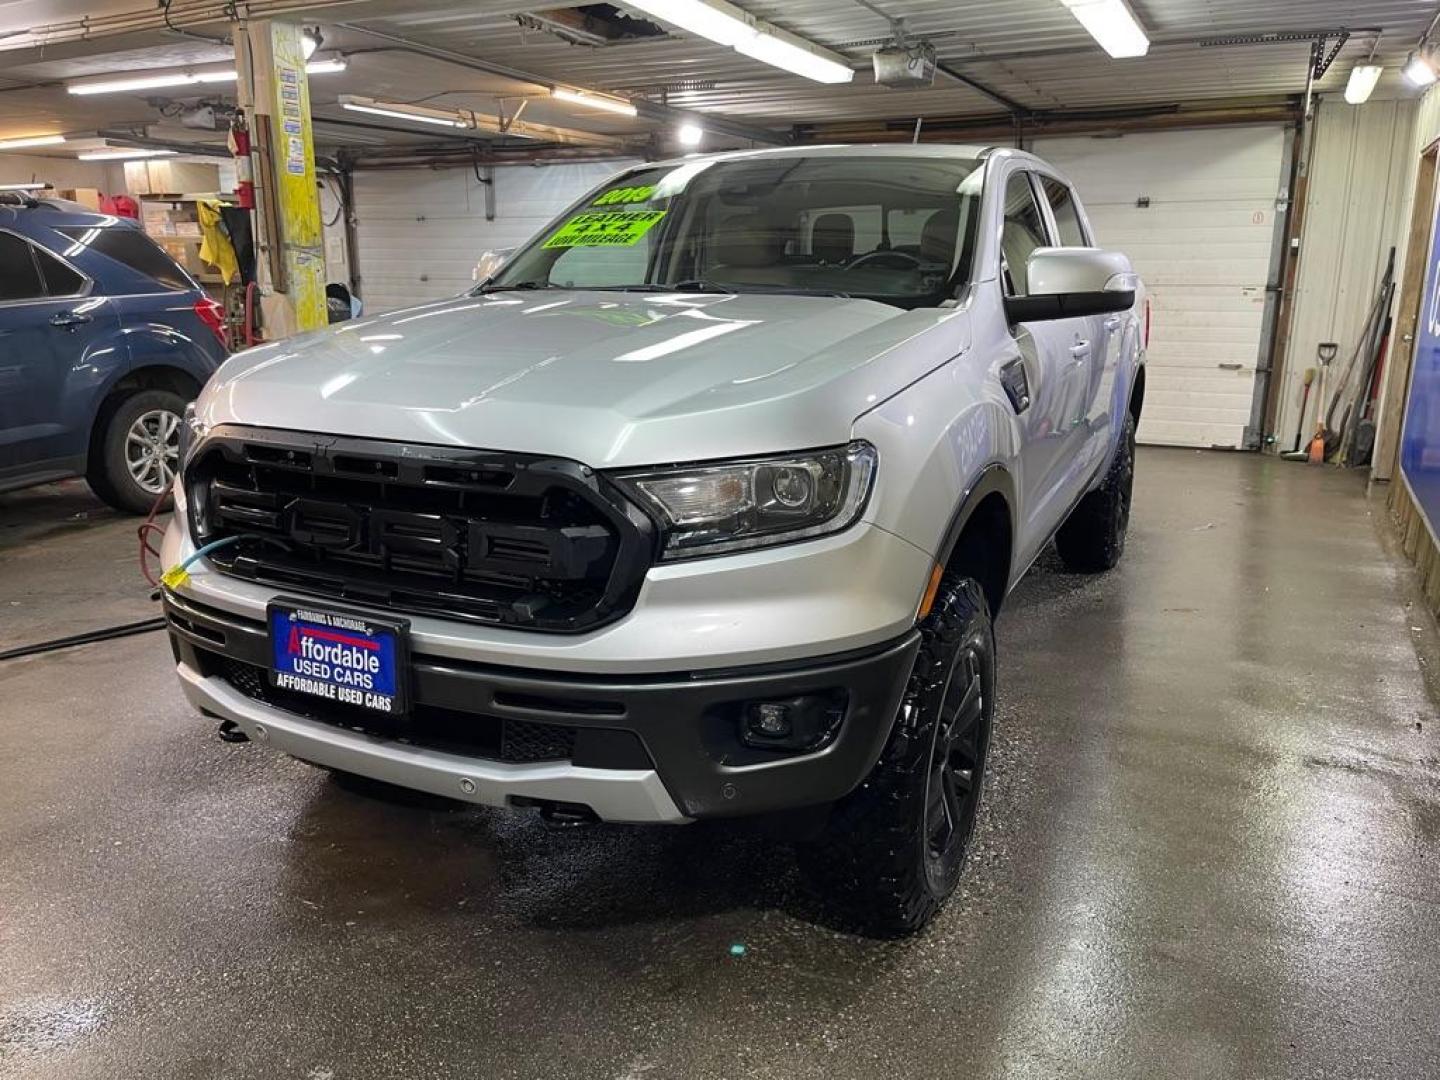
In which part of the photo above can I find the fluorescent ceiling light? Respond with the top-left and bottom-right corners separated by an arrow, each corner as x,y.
625,0 -> 853,83
340,99 -> 466,128
0,182 -> 49,191
736,30 -> 852,83
1059,0 -> 1150,59
77,148 -> 177,161
0,134 -> 66,150
625,0 -> 752,47
678,122 -> 704,147
551,87 -> 638,117
68,60 -> 344,95
1344,64 -> 1384,104
1404,50 -> 1438,87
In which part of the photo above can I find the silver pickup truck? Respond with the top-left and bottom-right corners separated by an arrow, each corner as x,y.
162,145 -> 1145,935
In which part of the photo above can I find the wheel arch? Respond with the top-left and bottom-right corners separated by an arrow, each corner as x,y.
935,463 -> 1016,619
86,365 -> 202,473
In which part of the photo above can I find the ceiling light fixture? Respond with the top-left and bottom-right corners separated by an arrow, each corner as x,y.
0,134 -> 66,150
304,56 -> 348,75
677,122 -> 704,147
624,0 -> 853,83
0,182 -> 49,191
1058,0 -> 1150,59
67,59 -> 345,96
339,96 -> 468,128
1344,63 -> 1384,104
551,87 -> 639,117
76,148 -> 177,161
1404,48 -> 1438,87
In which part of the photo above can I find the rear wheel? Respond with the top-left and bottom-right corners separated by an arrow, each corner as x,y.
87,389 -> 186,514
797,577 -> 995,937
1055,411 -> 1136,572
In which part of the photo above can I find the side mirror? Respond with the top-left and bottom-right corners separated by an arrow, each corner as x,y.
473,247 -> 515,285
1004,248 -> 1138,323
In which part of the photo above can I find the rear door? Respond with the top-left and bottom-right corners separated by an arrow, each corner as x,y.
0,230 -> 111,481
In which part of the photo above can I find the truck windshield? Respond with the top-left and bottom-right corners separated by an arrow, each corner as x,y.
484,155 -> 984,310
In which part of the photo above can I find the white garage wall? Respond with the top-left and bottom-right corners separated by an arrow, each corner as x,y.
351,159 -> 641,313
0,153 -> 125,196
1033,127 -> 1289,448
1277,97 -> 1414,458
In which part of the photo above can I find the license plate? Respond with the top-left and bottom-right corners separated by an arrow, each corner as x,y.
267,601 -> 409,716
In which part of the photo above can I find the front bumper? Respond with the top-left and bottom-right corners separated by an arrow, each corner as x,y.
167,591 -> 919,823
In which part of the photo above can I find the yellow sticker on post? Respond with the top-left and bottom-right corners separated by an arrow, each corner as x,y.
543,209 -> 667,249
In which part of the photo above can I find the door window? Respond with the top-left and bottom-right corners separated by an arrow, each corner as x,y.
33,245 -> 86,296
1040,177 -> 1090,247
0,232 -> 44,302
1000,173 -> 1049,296
55,225 -> 193,291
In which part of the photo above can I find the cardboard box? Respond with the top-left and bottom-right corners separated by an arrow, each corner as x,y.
57,187 -> 102,210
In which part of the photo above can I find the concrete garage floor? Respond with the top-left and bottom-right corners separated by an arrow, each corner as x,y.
1,449 -> 1437,1080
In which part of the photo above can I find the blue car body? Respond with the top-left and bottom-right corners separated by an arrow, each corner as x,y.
0,198 -> 227,497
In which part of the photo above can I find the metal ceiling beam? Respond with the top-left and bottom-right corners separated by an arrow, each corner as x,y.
333,23 -> 791,146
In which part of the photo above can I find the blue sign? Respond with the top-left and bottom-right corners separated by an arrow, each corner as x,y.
268,604 -> 407,715
1401,193 -> 1440,540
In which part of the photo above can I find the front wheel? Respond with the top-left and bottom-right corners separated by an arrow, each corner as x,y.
87,389 -> 187,515
796,577 -> 995,937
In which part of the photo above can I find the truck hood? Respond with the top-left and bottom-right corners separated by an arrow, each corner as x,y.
201,290 -> 969,466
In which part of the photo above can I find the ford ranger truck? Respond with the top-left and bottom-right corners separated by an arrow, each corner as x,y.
162,145 -> 1145,936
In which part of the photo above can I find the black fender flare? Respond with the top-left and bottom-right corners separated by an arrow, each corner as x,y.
934,462 -> 1018,591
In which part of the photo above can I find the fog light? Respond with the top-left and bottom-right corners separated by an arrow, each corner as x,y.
748,702 -> 792,738
739,693 -> 846,752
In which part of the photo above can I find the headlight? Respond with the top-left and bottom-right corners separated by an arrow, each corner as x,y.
614,442 -> 876,560
178,402 -> 209,468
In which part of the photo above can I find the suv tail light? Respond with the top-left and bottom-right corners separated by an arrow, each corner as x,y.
1143,297 -> 1152,350
194,296 -> 227,349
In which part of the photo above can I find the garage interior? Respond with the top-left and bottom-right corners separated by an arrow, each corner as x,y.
3,1 -> 1440,1077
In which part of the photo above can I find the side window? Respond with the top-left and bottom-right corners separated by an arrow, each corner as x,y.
1000,172 -> 1049,296
0,233 -> 44,302
55,225 -> 193,291
1041,177 -> 1090,247
33,245 -> 86,297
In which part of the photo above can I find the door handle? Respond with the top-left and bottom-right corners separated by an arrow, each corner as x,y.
1070,342 -> 1091,360
1103,316 -> 1122,330
49,312 -> 92,328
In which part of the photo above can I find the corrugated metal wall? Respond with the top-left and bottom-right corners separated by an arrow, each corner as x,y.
1277,97 -> 1415,456
352,159 -> 639,313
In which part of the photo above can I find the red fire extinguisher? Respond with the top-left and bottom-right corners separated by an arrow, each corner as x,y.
230,117 -> 254,210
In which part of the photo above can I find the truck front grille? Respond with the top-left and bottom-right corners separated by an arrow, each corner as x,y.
184,426 -> 654,633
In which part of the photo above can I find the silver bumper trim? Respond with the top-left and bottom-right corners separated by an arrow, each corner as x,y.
177,663 -> 690,824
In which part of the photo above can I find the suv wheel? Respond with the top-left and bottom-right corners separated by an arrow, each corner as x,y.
88,389 -> 186,515
1055,411 -> 1136,573
797,577 -> 994,937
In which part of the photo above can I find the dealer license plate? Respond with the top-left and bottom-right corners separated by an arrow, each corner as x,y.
267,601 -> 409,716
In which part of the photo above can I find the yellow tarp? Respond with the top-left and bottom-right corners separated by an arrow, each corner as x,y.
196,199 -> 239,285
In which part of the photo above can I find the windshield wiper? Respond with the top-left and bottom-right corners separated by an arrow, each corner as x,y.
475,281 -> 554,293
583,280 -> 736,295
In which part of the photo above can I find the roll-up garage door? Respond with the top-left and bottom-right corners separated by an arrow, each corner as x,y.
352,159 -> 640,314
1032,127 -> 1289,448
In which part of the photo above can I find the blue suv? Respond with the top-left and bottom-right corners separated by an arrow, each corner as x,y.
0,195 -> 228,513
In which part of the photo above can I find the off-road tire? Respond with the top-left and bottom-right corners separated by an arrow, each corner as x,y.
1055,411 -> 1136,572
87,388 -> 187,515
796,577 -> 995,937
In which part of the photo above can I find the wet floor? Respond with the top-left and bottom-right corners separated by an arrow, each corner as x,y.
1,450 -> 1437,1079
